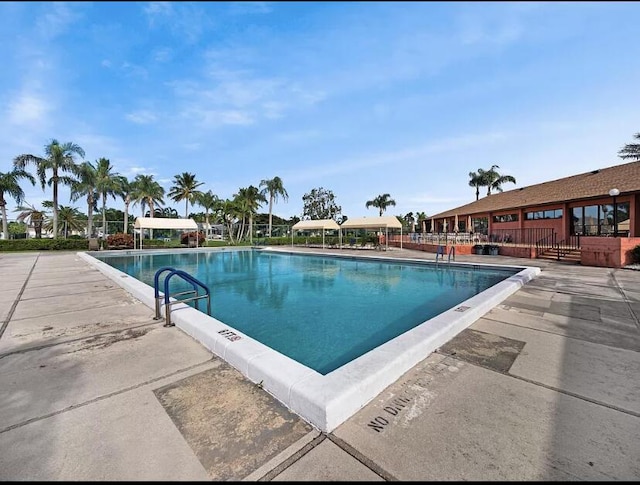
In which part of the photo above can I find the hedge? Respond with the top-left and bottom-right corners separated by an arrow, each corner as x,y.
0,239 -> 89,251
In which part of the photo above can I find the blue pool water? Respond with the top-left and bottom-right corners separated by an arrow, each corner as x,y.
97,250 -> 518,374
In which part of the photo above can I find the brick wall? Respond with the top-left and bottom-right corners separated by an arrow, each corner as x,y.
580,237 -> 640,268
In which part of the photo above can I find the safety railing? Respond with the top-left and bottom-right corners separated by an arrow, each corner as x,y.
435,245 -> 455,263
153,266 -> 211,327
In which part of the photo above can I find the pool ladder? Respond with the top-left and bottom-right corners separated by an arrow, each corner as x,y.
153,267 -> 211,327
435,245 -> 455,263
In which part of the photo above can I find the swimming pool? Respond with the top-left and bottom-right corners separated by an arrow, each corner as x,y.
96,249 -> 519,375
80,247 -> 540,432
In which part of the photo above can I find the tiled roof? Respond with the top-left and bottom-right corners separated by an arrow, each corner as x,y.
431,160 -> 640,218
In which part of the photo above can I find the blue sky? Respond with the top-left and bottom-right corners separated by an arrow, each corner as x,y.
2,1 -> 640,221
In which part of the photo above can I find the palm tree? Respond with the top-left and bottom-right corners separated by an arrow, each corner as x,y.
259,176 -> 289,237
43,205 -> 85,238
618,132 -> 640,160
94,158 -> 122,237
196,190 -> 220,237
484,164 -> 516,195
234,185 -> 266,244
168,172 -> 204,219
13,139 -> 85,238
468,169 -> 487,201
132,174 -> 165,239
365,193 -> 396,216
0,168 -> 36,240
416,211 -> 428,233
70,161 -> 98,237
14,202 -> 47,238
117,176 -> 134,234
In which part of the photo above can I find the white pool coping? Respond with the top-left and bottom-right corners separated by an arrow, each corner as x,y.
78,247 -> 540,432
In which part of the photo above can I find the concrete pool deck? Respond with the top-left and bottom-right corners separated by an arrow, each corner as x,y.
0,248 -> 639,480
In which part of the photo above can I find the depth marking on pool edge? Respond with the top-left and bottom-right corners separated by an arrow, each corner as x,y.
367,396 -> 412,433
454,305 -> 470,312
218,328 -> 242,342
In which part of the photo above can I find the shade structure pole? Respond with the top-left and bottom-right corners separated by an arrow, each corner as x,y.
323,230 -> 325,249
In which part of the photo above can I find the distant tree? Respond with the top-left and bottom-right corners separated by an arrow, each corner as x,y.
416,211 -> 428,233
14,202 -> 47,238
402,212 -> 416,232
132,174 -> 165,238
117,176 -> 134,234
168,172 -> 204,218
365,193 -> 396,216
234,185 -> 266,243
196,190 -> 220,230
302,187 -> 342,221
484,164 -> 516,195
13,139 -> 85,238
43,205 -> 85,238
95,158 -> 122,237
618,132 -> 640,160
468,169 -> 487,201
70,161 -> 98,237
259,176 -> 289,237
0,168 -> 35,240
132,174 -> 165,218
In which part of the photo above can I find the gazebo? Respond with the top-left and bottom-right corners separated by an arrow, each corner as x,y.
340,215 -> 403,250
133,217 -> 199,250
291,219 -> 341,248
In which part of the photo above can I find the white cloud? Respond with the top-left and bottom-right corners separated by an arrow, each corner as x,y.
228,2 -> 273,15
152,47 -> 174,63
120,62 -> 148,79
36,2 -> 83,39
143,2 -> 173,24
125,110 -> 158,124
7,93 -> 51,125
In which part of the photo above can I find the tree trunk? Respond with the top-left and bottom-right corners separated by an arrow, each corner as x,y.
149,201 -> 154,239
249,214 -> 253,244
102,195 -> 107,238
268,194 -> 274,237
52,173 -> 59,238
123,198 -> 130,234
185,199 -> 189,219
1,202 -> 8,240
87,195 -> 94,238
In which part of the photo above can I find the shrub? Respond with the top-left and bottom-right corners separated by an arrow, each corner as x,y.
106,233 -> 134,249
632,244 -> 640,263
0,238 -> 89,251
180,231 -> 205,246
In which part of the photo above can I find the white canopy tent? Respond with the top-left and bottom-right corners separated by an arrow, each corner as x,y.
291,219 -> 341,248
133,217 -> 199,250
340,215 -> 403,250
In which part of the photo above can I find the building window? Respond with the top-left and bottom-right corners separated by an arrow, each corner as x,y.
472,217 -> 488,235
525,209 -> 562,220
492,213 -> 519,223
571,203 -> 629,236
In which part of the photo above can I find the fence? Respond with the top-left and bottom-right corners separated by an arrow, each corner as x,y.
2,220 -> 298,242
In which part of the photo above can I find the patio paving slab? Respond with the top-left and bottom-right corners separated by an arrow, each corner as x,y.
333,354 -> 640,481
475,318 -> 640,412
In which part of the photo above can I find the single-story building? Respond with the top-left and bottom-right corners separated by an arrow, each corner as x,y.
405,160 -> 640,267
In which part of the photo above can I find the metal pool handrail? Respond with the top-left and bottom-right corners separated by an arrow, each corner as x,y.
153,266 -> 211,326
